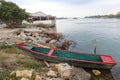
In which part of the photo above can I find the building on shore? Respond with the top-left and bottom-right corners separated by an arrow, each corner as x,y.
30,11 -> 56,21
29,11 -> 56,25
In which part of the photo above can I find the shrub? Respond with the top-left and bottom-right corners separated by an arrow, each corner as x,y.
0,0 -> 29,28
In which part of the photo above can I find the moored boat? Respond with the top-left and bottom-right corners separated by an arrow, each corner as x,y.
16,43 -> 117,69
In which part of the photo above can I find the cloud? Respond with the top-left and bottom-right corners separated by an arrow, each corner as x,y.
40,0 -> 97,5
6,0 -> 120,17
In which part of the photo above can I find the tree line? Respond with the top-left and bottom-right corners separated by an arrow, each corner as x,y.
0,0 -> 29,28
85,12 -> 120,18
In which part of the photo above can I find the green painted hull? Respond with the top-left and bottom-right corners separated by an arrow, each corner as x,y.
16,43 -> 117,69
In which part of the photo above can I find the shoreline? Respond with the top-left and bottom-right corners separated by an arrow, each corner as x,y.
0,26 -> 115,80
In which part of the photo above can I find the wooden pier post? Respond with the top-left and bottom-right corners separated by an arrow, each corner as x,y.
93,39 -> 96,54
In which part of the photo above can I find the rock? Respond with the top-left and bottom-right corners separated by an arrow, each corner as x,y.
58,63 -> 72,73
40,28 -> 47,32
25,36 -> 33,41
92,70 -> 101,76
69,67 -> 91,80
32,32 -> 39,37
48,28 -> 54,32
13,36 -> 23,42
39,33 -> 47,37
25,32 -> 32,36
54,64 -> 59,69
49,40 -> 57,44
47,44 -> 56,48
61,69 -> 71,79
59,40 -> 72,50
21,77 -> 29,80
46,78 -> 52,80
57,63 -> 72,79
46,32 -> 63,40
28,40 -> 33,42
46,78 -> 63,80
38,39 -> 46,44
16,71 -> 24,77
13,29 -> 24,35
46,70 -> 57,78
18,31 -> 27,38
37,37 -> 50,44
35,75 -> 42,80
16,70 -> 33,78
36,37 -> 40,40
42,37 -> 50,42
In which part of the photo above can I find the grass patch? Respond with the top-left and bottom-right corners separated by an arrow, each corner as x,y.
0,42 -> 12,49
0,56 -> 7,61
17,58 -> 45,72
0,70 -> 10,80
0,42 -> 19,53
3,46 -> 19,54
0,69 -> 18,80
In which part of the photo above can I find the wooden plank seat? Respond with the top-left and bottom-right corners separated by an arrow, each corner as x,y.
47,49 -> 54,56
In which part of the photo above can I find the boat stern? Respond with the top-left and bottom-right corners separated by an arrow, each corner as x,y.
100,55 -> 117,65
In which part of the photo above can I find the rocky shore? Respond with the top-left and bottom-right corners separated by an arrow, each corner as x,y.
0,25 -> 115,80
0,26 -> 71,50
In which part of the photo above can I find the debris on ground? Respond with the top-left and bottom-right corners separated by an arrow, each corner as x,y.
92,69 -> 101,76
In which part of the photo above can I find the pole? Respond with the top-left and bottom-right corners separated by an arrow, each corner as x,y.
93,39 -> 96,54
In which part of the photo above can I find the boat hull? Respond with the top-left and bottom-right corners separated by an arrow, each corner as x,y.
17,45 -> 116,69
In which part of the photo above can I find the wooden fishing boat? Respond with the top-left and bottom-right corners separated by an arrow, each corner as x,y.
16,43 -> 117,69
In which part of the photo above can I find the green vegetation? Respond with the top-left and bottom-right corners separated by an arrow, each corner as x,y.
0,42 -> 12,49
85,12 -> 120,18
0,69 -> 12,80
17,58 -> 45,72
0,56 -> 7,61
3,46 -> 19,53
0,41 -> 45,79
0,42 -> 45,72
0,0 -> 29,28
0,42 -> 19,53
26,18 -> 33,23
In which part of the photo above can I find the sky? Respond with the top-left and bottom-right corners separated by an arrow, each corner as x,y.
6,0 -> 120,18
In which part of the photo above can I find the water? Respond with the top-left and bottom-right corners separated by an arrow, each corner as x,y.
56,18 -> 120,80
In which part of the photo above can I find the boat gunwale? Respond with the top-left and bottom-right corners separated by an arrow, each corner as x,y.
16,43 -> 117,65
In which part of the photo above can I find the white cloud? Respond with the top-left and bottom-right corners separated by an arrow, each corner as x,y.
6,0 -> 120,17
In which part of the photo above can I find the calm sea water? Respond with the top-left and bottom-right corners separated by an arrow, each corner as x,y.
56,18 -> 120,80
